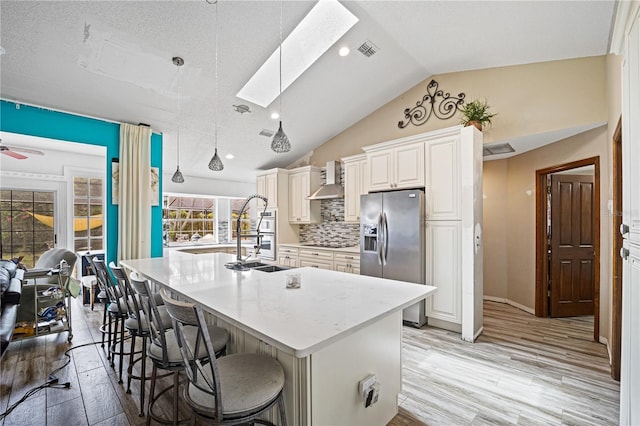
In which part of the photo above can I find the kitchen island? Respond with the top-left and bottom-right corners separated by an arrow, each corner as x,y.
122,251 -> 435,425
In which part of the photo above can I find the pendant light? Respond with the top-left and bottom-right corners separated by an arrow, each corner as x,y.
208,0 -> 224,171
271,0 -> 291,153
171,56 -> 185,183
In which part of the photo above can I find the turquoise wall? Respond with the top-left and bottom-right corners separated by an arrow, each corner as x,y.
0,100 -> 164,263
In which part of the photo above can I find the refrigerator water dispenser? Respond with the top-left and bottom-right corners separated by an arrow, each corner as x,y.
362,224 -> 378,252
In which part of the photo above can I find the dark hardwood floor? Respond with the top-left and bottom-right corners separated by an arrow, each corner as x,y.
1,298 -> 618,425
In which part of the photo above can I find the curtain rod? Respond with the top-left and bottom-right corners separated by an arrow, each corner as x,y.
0,97 -> 160,134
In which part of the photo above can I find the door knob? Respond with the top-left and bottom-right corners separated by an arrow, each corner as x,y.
620,223 -> 629,236
620,247 -> 629,260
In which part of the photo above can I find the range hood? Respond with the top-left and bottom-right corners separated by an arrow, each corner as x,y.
307,161 -> 344,200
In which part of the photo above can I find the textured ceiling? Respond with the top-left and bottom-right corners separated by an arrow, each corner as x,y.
0,1 -> 616,183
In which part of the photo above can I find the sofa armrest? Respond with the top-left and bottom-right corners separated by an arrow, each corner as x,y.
0,304 -> 18,358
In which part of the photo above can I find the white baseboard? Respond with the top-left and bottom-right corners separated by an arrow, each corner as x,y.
483,296 -> 535,315
599,336 -> 612,365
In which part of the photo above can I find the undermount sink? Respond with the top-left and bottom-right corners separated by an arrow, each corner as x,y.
251,265 -> 290,273
242,261 -> 270,268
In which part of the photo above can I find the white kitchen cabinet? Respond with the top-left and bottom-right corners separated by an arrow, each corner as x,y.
365,141 -> 424,192
342,154 -> 368,223
278,246 -> 300,268
425,220 -> 462,326
425,135 -> 461,220
299,248 -> 334,270
256,169 -> 285,210
334,252 -> 360,275
288,166 -> 322,224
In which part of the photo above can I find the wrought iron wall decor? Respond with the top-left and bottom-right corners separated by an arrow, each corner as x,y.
397,79 -> 466,129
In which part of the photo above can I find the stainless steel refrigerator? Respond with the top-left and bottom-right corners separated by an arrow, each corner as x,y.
360,189 -> 426,327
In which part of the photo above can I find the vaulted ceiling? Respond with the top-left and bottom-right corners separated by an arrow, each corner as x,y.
0,1 -> 616,182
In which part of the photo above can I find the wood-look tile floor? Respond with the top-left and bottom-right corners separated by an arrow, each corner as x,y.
0,299 -> 619,425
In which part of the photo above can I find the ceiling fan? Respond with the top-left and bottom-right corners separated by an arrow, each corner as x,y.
0,139 -> 44,159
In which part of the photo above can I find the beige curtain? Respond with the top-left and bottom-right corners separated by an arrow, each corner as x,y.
117,123 -> 152,262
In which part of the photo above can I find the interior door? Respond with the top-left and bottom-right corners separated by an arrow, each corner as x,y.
620,12 -> 640,425
549,174 -> 595,317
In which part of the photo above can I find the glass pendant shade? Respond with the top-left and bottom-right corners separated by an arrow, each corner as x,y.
171,166 -> 185,183
271,121 -> 291,153
208,148 -> 224,171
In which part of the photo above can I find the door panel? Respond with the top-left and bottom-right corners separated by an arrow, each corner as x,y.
381,189 -> 424,284
360,192 -> 383,278
620,13 -> 640,424
550,174 -> 595,317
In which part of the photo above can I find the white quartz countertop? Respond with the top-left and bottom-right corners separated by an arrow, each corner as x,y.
280,243 -> 360,254
122,252 -> 434,358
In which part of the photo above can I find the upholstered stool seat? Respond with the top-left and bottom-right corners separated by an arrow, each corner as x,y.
188,353 -> 285,417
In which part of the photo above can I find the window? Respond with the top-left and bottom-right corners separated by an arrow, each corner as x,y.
163,196 -> 216,244
0,190 -> 55,268
73,177 -> 104,252
231,198 -> 251,241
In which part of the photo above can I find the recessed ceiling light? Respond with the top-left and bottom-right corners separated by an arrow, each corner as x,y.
225,153 -> 235,160
236,0 -> 358,107
338,46 -> 350,57
271,112 -> 280,120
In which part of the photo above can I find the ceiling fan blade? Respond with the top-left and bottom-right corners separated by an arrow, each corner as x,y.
3,145 -> 44,155
1,150 -> 28,160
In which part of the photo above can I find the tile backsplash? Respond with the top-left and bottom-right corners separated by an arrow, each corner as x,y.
299,167 -> 359,247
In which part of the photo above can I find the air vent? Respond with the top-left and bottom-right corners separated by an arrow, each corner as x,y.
259,129 -> 274,137
483,142 -> 515,156
357,40 -> 379,57
233,104 -> 251,114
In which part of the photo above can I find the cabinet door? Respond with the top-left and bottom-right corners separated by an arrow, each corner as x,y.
425,221 -> 461,324
256,175 -> 267,200
288,173 -> 302,222
367,150 -> 394,191
265,173 -> 278,209
344,161 -> 361,222
278,255 -> 299,268
395,142 -> 425,189
425,136 -> 460,220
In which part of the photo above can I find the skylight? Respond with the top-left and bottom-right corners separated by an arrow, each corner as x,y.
236,0 -> 358,108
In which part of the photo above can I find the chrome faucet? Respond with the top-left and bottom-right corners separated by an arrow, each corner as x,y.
225,194 -> 268,271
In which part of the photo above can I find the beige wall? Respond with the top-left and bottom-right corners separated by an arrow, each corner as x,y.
311,56 -> 607,166
309,54 -> 617,343
482,160 -> 509,299
505,126 -> 610,337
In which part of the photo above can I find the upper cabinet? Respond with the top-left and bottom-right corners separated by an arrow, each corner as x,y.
255,168 -> 288,210
342,154 -> 368,223
364,141 -> 424,192
425,135 -> 461,220
288,166 -> 322,224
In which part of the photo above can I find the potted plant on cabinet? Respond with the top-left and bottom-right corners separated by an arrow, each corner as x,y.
459,99 -> 496,131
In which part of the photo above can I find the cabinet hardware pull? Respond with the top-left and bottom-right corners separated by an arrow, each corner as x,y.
345,256 -> 353,259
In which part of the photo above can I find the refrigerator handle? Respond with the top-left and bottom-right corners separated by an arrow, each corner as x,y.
382,212 -> 389,266
377,213 -> 384,265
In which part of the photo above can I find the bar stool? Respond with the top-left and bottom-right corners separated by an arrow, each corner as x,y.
87,257 -> 116,361
161,289 -> 287,425
129,274 -> 230,425
80,275 -> 96,310
92,258 -> 130,382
